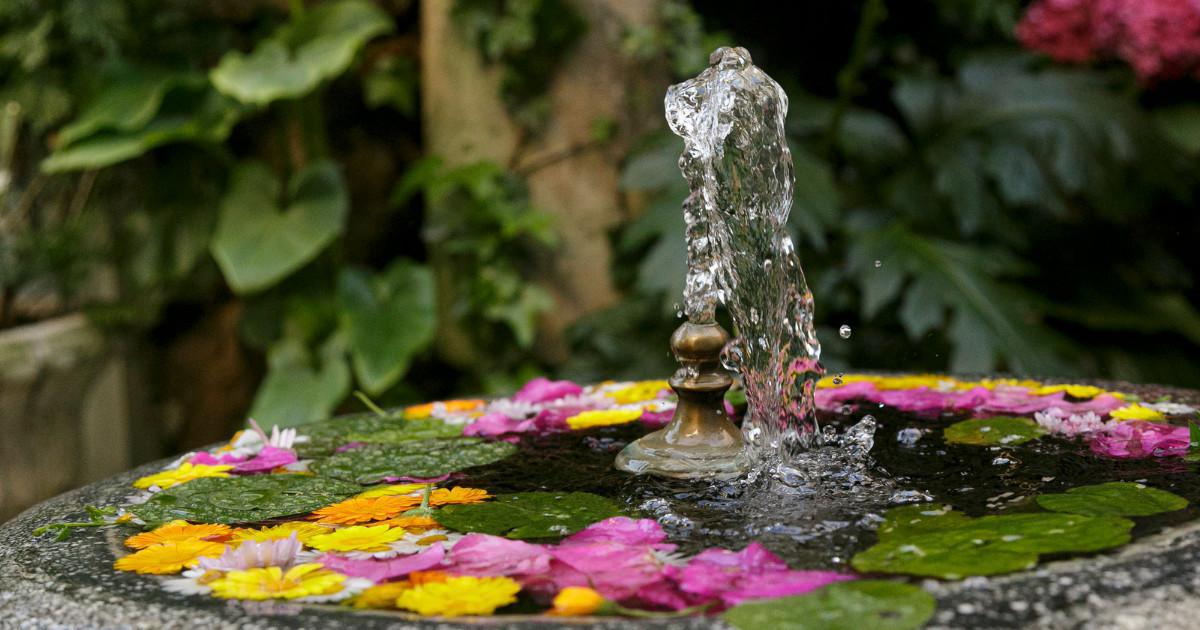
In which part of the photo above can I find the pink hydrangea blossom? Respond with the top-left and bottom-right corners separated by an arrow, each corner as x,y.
463,412 -> 536,437
445,534 -> 552,579
316,545 -> 445,582
513,377 -> 583,403
1090,420 -> 1190,458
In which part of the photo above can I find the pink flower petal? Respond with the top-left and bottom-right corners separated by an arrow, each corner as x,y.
513,377 -> 583,403
446,534 -> 552,579
317,544 -> 445,582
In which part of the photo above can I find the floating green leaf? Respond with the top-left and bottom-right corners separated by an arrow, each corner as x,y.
437,492 -> 622,539
210,0 -> 393,105
943,416 -> 1045,446
853,508 -> 1133,579
1036,482 -> 1188,517
129,474 -> 360,525
876,504 -> 972,539
310,439 -> 516,484
247,336 -> 351,429
723,580 -> 936,630
347,420 -> 463,444
338,260 -> 436,395
210,160 -> 348,294
293,412 -> 407,458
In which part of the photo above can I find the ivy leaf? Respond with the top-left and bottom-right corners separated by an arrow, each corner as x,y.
943,416 -> 1045,446
310,440 -> 517,484
723,580 -> 936,630
210,0 -> 394,105
210,160 -> 348,294
338,261 -> 436,395
129,474 -> 361,525
437,492 -> 623,539
1036,482 -> 1188,517
247,335 -> 351,429
853,511 -> 1133,579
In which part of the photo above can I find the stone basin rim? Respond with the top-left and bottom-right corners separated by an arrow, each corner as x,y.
2,375 -> 1199,629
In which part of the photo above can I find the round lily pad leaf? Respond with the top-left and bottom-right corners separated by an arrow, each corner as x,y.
723,580 -> 936,630
877,504 -> 971,539
943,416 -> 1045,446
294,413 -> 409,457
1036,482 -> 1188,517
346,420 -> 463,444
853,510 -> 1133,579
437,492 -> 623,539
129,474 -> 360,525
309,439 -> 516,484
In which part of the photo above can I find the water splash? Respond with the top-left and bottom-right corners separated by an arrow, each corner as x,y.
666,47 -> 823,462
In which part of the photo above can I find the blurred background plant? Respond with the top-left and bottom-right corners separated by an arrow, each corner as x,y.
1,0 -> 1199,491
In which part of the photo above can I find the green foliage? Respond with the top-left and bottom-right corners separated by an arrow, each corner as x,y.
247,335 -> 352,429
129,474 -> 361,525
437,491 -> 623,539
1036,482 -> 1188,517
310,439 -> 517,484
852,505 -> 1133,579
723,580 -> 936,630
943,416 -> 1045,446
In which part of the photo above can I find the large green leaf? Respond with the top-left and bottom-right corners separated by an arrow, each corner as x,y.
56,68 -> 198,146
293,412 -> 407,458
943,416 -> 1045,446
210,160 -> 347,294
130,474 -> 360,525
853,508 -> 1133,579
210,0 -> 393,105
437,492 -> 623,539
247,336 -> 351,429
42,87 -> 240,173
875,504 -> 972,539
310,440 -> 516,484
1036,482 -> 1188,517
723,580 -> 936,630
346,420 -> 464,444
338,261 -> 436,395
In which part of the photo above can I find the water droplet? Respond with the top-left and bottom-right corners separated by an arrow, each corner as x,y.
873,260 -> 882,268
676,310 -> 684,318
839,325 -> 852,339
832,377 -> 843,385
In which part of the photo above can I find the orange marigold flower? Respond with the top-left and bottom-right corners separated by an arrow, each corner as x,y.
404,399 -> 484,420
113,540 -> 227,575
409,570 -> 449,585
352,581 -> 411,609
373,515 -> 441,533
230,522 -> 332,545
429,487 -> 489,507
550,586 -> 607,616
125,520 -> 233,549
312,496 -> 421,525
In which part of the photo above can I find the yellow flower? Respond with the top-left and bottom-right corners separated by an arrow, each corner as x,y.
133,463 -> 233,490
396,576 -> 521,617
312,496 -> 420,525
230,522 -> 331,545
373,515 -> 441,532
404,399 -> 484,420
209,563 -> 348,600
605,380 -> 671,404
972,378 -> 1043,390
1031,384 -> 1106,399
549,586 -> 607,616
352,581 -> 412,609
308,525 -> 408,552
124,520 -> 232,549
113,540 -> 227,575
1110,404 -> 1165,422
356,483 -> 428,499
566,408 -> 643,430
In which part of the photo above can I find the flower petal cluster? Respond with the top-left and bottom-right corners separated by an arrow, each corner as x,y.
396,575 -> 521,616
133,463 -> 233,490
1090,421 -> 1190,458
209,563 -> 365,601
308,525 -> 409,552
124,520 -> 232,549
114,540 -> 228,574
197,534 -> 306,572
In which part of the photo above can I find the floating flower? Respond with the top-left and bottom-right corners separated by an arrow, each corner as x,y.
1032,384 -> 1106,399
351,581 -> 412,609
564,517 -> 671,548
308,525 -> 409,553
550,586 -> 608,616
114,540 -> 228,575
1034,408 -> 1115,437
446,534 -> 552,579
316,544 -> 445,582
233,446 -> 298,473
605,381 -> 671,405
198,534 -> 306,572
162,568 -> 224,596
513,378 -> 584,404
356,483 -> 427,499
124,520 -> 232,549
362,531 -> 463,558
1110,404 -> 1166,422
1146,401 -> 1198,415
373,515 -> 441,532
209,563 -> 365,602
133,463 -> 233,490
404,399 -> 484,420
396,575 -> 521,617
429,487 -> 490,506
464,412 -> 536,437
566,408 -> 644,430
545,541 -> 669,600
1091,421 -> 1189,458
673,543 -> 852,608
312,496 -> 419,525
231,522 -> 331,545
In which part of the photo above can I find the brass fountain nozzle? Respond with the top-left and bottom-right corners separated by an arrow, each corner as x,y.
614,320 -> 747,478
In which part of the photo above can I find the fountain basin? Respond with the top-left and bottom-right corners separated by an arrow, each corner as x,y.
2,375 -> 1199,628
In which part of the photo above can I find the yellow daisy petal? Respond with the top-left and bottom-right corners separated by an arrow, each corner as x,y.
209,563 -> 347,600
1110,404 -> 1165,422
352,581 -> 412,609
396,576 -> 521,617
312,496 -> 420,525
113,540 -> 227,575
125,520 -> 232,549
133,463 -> 233,490
605,380 -> 671,404
566,408 -> 643,430
1031,384 -> 1107,399
356,483 -> 428,499
404,399 -> 484,420
308,525 -> 408,552
230,522 -> 332,545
